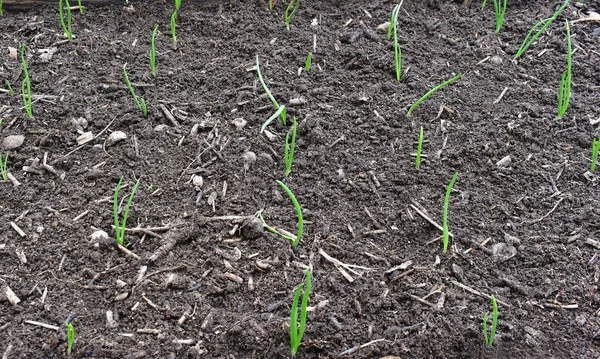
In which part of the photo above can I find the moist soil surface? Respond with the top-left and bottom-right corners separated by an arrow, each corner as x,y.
1,0 -> 600,358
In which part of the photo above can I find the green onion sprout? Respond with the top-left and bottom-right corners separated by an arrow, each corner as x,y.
123,64 -> 148,116
407,72 -> 463,117
284,0 -> 300,32
591,138 -> 600,173
256,55 -> 287,126
258,180 -> 304,247
6,80 -> 13,95
557,20 -> 571,119
290,268 -> 312,357
20,44 -> 33,118
388,1 -> 404,81
0,153 -> 8,181
59,0 -> 72,41
284,117 -> 297,177
170,10 -> 178,46
482,295 -> 498,347
415,126 -> 423,169
514,0 -> 569,59
77,0 -> 82,13
65,322 -> 75,355
150,25 -> 159,78
443,172 -> 458,253
113,178 -> 141,246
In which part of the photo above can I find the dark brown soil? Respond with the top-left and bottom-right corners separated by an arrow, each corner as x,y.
1,0 -> 600,358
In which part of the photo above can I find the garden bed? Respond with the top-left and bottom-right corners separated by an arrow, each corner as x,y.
1,0 -> 600,357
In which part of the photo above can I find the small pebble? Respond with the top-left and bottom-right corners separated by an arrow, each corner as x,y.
2,135 -> 25,150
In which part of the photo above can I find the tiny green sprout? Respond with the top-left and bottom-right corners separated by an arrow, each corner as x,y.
59,0 -> 73,41
77,0 -> 82,13
146,184 -> 153,191
269,0 -> 276,10
170,10 -> 178,46
304,52 -> 312,72
557,20 -> 571,119
150,24 -> 159,78
482,295 -> 499,347
483,0 -> 506,33
113,178 -> 141,246
0,0 -> 3,16
290,268 -> 312,357
443,172 -> 458,253
407,72 -> 463,117
481,0 -> 487,11
123,64 -> 148,116
388,1 -> 404,81
65,322 -> 75,355
514,0 -> 569,59
256,55 -> 287,126
20,44 -> 33,118
284,0 -> 300,31
6,80 -> 13,95
284,117 -> 297,177
415,126 -> 424,169
258,180 -> 304,247
0,153 -> 8,181
591,137 -> 600,173
175,0 -> 181,10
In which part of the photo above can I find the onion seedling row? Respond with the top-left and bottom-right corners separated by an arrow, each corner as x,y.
482,295 -> 499,347
123,64 -> 148,116
514,0 -> 569,59
407,72 -> 463,117
113,178 -> 141,246
443,172 -> 458,253
557,20 -> 571,119
20,44 -> 33,118
290,269 -> 312,357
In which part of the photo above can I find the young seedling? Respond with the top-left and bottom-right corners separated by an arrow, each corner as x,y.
0,0 -> 3,16
406,72 -> 463,117
514,0 -> 569,59
269,0 -> 276,9
65,322 -> 75,355
290,268 -> 312,357
170,10 -> 178,46
557,20 -> 571,119
482,0 -> 507,33
59,0 -> 73,41
284,117 -> 297,177
20,44 -> 33,118
0,153 -> 8,181
150,25 -> 159,78
482,295 -> 499,347
591,137 -> 600,173
388,1 -> 404,81
304,52 -> 312,72
258,180 -> 304,247
77,0 -> 82,13
113,178 -> 141,246
123,64 -> 148,116
6,80 -> 13,95
415,126 -> 424,169
284,0 -> 300,31
443,172 -> 458,253
256,55 -> 287,126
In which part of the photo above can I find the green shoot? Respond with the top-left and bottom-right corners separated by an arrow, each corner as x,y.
256,55 -> 287,126
514,0 -> 569,59
415,126 -> 423,169
77,0 -> 82,13
170,10 -> 178,46
284,117 -> 297,177
492,0 -> 507,33
407,72 -> 463,117
290,269 -> 312,357
20,44 -> 33,118
389,1 -> 404,81
442,172 -> 458,253
481,0 -> 488,11
261,105 -> 286,133
269,0 -> 276,10
258,180 -> 304,247
0,0 -> 3,16
175,0 -> 181,10
59,0 -> 73,41
591,138 -> 600,173
123,65 -> 147,116
6,80 -> 13,95
65,322 -> 75,355
482,295 -> 499,347
284,0 -> 300,32
0,153 -> 8,181
113,178 -> 141,246
150,25 -> 159,78
304,52 -> 312,72
557,20 -> 571,119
